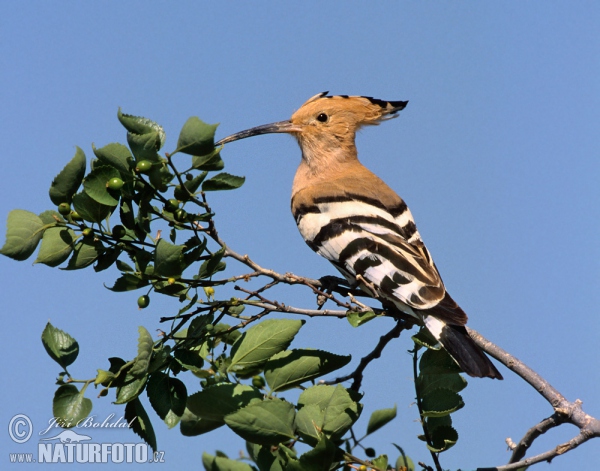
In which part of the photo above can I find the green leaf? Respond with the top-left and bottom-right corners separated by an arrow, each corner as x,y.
201,452 -> 254,471
105,273 -> 149,292
293,403 -> 324,444
411,328 -> 439,350
192,150 -> 224,171
0,210 -> 45,261
420,388 -> 464,418
213,323 -> 242,346
154,280 -> 187,297
83,165 -> 121,206
35,227 -> 75,267
224,398 -> 296,446
346,310 -> 378,327
154,239 -> 184,278
186,383 -> 262,423
107,357 -> 127,375
116,259 -> 134,272
366,405 -> 397,435
264,349 -> 351,392
174,172 -> 209,201
296,384 -> 362,442
115,374 -> 147,404
419,347 -> 462,375
286,434 -> 337,471
202,172 -> 245,191
372,455 -> 389,470
176,292 -> 200,317
93,246 -> 122,272
125,397 -> 157,452
173,348 -> 204,372
176,117 -> 218,156
52,384 -> 92,428
186,313 -> 214,341
127,132 -> 162,162
92,142 -> 133,175
132,248 -> 153,273
147,372 -> 187,429
95,369 -> 115,387
72,191 -> 114,223
198,247 -> 226,279
426,424 -> 458,453
147,345 -> 171,374
393,445 -> 415,471
147,162 -> 174,192
417,372 -> 467,396
62,239 -> 102,270
130,326 -> 154,377
49,146 -> 86,205
246,443 -> 285,471
38,210 -> 65,225
228,319 -> 305,377
425,415 -> 452,433
180,408 -> 223,437
118,108 -> 166,148
41,322 -> 79,369
120,198 -> 136,230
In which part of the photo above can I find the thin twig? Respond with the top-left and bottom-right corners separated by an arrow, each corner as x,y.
324,319 -> 407,391
234,286 -> 350,318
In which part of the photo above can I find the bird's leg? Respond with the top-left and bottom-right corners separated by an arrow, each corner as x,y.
312,275 -> 349,309
355,274 -> 379,298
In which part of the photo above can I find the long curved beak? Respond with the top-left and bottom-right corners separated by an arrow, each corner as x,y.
216,120 -> 303,146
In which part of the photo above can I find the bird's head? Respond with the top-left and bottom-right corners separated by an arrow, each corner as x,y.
216,92 -> 408,153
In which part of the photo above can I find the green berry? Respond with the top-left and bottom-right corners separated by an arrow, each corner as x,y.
70,211 -> 82,221
173,184 -> 188,201
252,375 -> 265,389
365,448 -> 375,458
174,208 -> 188,222
185,173 -> 193,181
137,295 -> 150,309
136,160 -> 153,173
57,202 -> 71,216
205,323 -> 214,332
107,177 -> 124,191
164,198 -> 180,212
82,227 -> 93,237
112,225 -> 127,239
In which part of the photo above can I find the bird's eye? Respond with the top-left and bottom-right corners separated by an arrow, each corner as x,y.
316,113 -> 328,123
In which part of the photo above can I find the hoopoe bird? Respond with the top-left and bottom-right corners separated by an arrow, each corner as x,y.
217,92 -> 503,379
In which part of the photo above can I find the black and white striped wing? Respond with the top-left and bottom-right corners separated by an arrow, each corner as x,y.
294,195 -> 467,323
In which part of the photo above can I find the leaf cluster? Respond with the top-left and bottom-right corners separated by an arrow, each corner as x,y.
412,330 -> 467,456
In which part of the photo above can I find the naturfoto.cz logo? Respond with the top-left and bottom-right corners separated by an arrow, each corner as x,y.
8,413 -> 165,464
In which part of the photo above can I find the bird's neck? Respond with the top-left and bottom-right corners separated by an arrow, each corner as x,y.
291,138 -> 359,196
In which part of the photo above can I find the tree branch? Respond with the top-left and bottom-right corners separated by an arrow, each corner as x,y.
469,328 -> 600,469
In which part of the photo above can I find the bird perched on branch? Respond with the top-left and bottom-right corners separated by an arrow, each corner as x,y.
217,92 -> 502,379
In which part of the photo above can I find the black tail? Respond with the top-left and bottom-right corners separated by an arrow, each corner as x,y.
438,324 -> 503,379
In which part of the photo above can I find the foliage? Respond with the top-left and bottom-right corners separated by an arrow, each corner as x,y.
2,110 -> 480,470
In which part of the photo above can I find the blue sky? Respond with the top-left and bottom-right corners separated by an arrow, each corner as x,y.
1,2 -> 598,470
